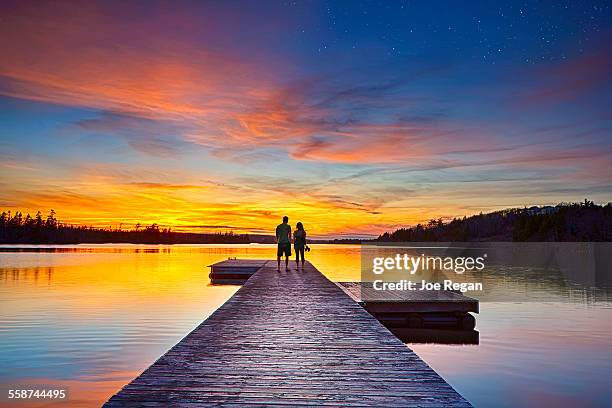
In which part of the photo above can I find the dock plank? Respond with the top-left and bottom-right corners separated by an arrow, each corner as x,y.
105,261 -> 471,407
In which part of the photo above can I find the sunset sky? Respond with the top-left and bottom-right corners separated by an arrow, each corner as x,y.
1,1 -> 611,238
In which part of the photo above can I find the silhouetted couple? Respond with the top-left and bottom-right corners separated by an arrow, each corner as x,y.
275,216 -> 307,271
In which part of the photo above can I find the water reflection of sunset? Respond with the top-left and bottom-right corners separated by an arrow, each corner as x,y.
2,245 -> 612,407
0,244 -> 360,407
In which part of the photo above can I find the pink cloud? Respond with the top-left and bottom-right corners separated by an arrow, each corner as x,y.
518,45 -> 612,106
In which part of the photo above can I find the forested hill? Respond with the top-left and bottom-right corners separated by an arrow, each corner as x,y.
377,201 -> 612,242
0,210 -> 250,244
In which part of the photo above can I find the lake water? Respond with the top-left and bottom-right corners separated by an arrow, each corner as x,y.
1,244 -> 611,407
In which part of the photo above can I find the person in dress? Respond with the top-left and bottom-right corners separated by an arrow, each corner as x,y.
293,222 -> 307,269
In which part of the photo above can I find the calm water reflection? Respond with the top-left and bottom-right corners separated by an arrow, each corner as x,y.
1,244 -> 611,407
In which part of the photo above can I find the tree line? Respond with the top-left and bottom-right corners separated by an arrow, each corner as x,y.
377,200 -> 612,242
3,200 -> 610,244
0,210 -> 250,244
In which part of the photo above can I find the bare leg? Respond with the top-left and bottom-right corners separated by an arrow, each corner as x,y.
285,256 -> 290,270
299,249 -> 305,269
277,257 -> 281,271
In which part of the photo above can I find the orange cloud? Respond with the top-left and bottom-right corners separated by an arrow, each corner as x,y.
0,2 -> 480,165
0,2 -> 280,126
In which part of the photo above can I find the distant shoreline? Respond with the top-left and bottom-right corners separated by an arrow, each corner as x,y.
2,200 -> 610,244
0,241 -> 363,247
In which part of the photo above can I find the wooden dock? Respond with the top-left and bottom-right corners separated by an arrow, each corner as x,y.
337,281 -> 478,328
105,260 -> 471,407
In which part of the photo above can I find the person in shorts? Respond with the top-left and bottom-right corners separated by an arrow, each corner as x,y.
276,216 -> 292,271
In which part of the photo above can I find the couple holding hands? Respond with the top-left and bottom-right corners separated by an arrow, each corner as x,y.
275,216 -> 309,271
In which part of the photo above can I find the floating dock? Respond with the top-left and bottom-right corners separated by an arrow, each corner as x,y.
336,282 -> 479,345
209,259 -> 268,284
105,260 -> 471,407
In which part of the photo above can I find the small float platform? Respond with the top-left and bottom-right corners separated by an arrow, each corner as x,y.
209,259 -> 268,284
336,281 -> 479,333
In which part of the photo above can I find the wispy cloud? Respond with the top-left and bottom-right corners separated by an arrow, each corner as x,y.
514,42 -> 612,107
0,2 -> 466,164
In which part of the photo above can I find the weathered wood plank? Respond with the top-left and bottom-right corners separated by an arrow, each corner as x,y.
105,261 -> 471,407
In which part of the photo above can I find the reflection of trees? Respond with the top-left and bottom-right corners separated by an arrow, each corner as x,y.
363,241 -> 612,302
0,267 -> 53,282
0,210 -> 250,244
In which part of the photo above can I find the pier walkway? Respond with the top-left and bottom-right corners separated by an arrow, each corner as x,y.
105,260 -> 470,407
